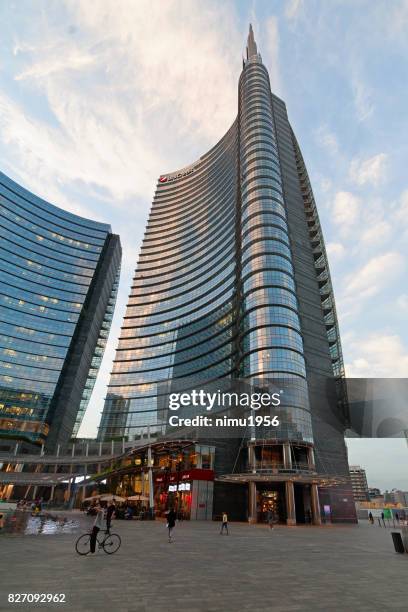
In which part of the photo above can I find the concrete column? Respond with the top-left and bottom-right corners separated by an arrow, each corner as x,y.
111,439 -> 114,455
248,481 -> 257,523
82,463 -> 88,502
147,446 -> 154,514
311,483 -> 322,525
66,460 -> 74,505
50,464 -> 58,502
285,481 -> 296,525
283,443 -> 292,469
308,446 -> 316,470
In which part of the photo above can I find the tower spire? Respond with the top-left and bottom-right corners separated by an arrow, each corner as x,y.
246,23 -> 258,59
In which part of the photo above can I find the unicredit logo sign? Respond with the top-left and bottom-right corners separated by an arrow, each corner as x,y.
158,165 -> 198,184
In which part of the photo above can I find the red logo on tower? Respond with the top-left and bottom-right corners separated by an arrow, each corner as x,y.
159,176 -> 168,183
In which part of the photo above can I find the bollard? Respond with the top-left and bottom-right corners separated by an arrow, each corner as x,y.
401,526 -> 408,553
391,532 -> 405,554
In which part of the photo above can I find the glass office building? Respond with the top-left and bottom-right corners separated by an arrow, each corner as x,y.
0,171 -> 121,452
100,26 -> 356,523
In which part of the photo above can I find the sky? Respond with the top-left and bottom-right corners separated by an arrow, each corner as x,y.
0,0 -> 407,490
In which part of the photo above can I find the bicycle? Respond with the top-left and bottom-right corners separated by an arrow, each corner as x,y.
75,529 -> 121,555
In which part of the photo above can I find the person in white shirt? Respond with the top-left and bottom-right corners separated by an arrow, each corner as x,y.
220,512 -> 229,535
90,503 -> 104,553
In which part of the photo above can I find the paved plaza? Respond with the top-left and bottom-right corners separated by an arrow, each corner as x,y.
0,516 -> 407,612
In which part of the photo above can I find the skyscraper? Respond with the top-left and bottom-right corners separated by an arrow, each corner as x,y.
0,171 -> 121,452
100,26 -> 356,523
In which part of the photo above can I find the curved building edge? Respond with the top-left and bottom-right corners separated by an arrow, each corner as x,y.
0,170 -> 122,453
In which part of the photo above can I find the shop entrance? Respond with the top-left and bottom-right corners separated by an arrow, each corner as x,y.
256,483 -> 286,523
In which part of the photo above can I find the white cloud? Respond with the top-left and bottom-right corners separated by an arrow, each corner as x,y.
351,75 -> 374,122
332,191 -> 360,233
343,252 -> 404,301
349,153 -> 388,187
360,220 -> 392,245
396,294 -> 408,311
285,0 -> 304,20
320,177 -> 332,193
315,125 -> 339,156
15,50 -> 96,81
345,334 -> 408,377
326,242 -> 345,259
394,189 -> 408,223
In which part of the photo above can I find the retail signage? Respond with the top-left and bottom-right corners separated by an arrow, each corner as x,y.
159,165 -> 198,184
168,483 -> 191,492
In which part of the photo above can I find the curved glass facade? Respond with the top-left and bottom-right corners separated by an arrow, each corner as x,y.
0,171 -> 121,449
100,120 -> 239,438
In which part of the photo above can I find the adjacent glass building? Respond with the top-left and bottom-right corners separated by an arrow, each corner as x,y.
100,26 -> 356,523
0,171 -> 121,452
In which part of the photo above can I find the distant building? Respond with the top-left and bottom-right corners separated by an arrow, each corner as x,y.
349,466 -> 369,502
368,487 -> 381,499
387,490 -> 408,506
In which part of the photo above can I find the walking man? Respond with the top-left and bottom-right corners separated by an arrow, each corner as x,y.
220,511 -> 229,535
267,509 -> 274,530
90,503 -> 104,554
167,507 -> 176,543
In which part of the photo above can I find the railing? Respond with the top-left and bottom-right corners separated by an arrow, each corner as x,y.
250,461 -> 315,474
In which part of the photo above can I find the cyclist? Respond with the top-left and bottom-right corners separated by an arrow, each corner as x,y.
90,502 -> 104,554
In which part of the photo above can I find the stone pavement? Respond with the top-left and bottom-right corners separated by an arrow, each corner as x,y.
0,517 -> 407,612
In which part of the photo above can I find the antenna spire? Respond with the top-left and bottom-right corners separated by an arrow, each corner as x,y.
246,23 -> 258,59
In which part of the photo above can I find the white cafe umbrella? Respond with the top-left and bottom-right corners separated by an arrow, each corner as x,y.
127,495 -> 149,502
99,494 -> 126,502
82,495 -> 101,503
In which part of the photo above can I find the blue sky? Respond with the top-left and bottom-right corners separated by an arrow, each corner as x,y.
0,0 -> 407,490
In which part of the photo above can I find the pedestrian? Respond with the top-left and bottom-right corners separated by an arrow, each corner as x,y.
396,512 -> 399,523
90,503 -> 104,554
381,511 -> 385,527
166,507 -> 176,543
267,509 -> 274,530
220,511 -> 229,535
368,512 -> 374,524
106,499 -> 116,532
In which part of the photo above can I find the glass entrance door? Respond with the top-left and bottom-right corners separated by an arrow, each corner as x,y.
257,486 -> 286,523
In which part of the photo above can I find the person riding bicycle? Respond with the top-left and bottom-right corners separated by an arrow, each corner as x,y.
90,502 -> 104,554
